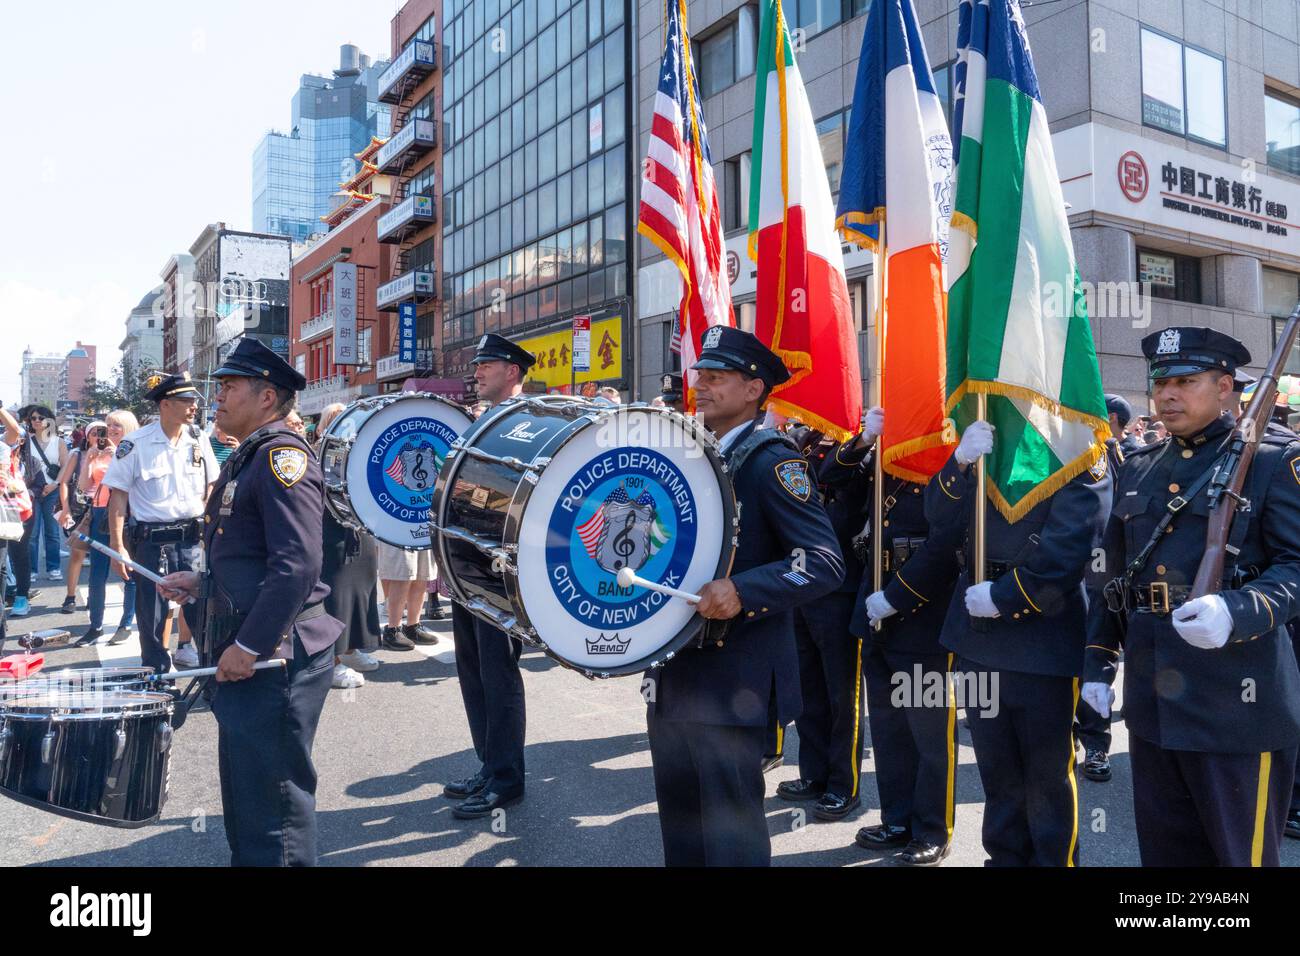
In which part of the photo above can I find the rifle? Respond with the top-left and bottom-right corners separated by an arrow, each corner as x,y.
1190,301 -> 1300,598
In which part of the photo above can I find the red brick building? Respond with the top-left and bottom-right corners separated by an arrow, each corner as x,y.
59,341 -> 97,411
290,138 -> 396,417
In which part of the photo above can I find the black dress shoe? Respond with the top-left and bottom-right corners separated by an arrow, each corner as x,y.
761,754 -> 784,774
1285,810 -> 1300,841
403,623 -> 438,646
60,596 -> 77,614
1083,749 -> 1112,782
855,823 -> 912,849
898,839 -> 951,866
444,772 -> 489,799
812,792 -> 862,821
775,778 -> 826,801
74,628 -> 103,647
452,789 -> 523,819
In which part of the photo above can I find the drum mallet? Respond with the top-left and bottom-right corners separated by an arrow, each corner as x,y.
616,567 -> 702,604
151,659 -> 289,682
76,533 -> 197,604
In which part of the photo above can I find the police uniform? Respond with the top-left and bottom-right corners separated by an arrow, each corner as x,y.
443,333 -> 534,818
844,451 -> 962,862
925,433 -> 1111,866
774,434 -> 869,820
646,327 -> 845,866
202,338 -> 344,866
1084,328 -> 1300,866
102,373 -> 217,674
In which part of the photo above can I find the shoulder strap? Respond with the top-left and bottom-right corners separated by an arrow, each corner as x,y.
727,427 -> 798,480
1121,453 -> 1224,586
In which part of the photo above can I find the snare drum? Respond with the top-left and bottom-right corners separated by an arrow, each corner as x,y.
319,393 -> 473,549
433,397 -> 737,677
0,691 -> 175,827
0,666 -> 155,702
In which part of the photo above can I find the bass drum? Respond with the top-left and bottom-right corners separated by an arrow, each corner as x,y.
433,396 -> 737,678
319,393 -> 473,550
0,691 -> 174,828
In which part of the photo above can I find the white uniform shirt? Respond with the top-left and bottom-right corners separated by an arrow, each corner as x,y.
102,422 -> 218,522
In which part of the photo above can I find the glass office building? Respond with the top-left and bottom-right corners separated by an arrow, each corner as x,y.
437,0 -> 634,379
253,45 -> 394,243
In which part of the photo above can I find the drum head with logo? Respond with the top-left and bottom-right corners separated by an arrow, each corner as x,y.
329,395 -> 472,550
512,407 -> 735,676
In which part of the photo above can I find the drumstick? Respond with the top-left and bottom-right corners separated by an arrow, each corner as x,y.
150,659 -> 288,681
75,533 -> 197,604
616,567 -> 702,604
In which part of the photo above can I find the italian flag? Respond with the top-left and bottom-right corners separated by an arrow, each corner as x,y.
946,0 -> 1108,521
748,0 -> 861,441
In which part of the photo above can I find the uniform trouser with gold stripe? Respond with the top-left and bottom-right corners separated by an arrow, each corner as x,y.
792,593 -> 864,796
1130,735 -> 1298,867
958,659 -> 1080,867
862,647 -> 958,846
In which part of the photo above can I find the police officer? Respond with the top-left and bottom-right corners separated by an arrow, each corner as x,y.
925,409 -> 1111,866
443,333 -> 534,819
104,372 -> 217,674
159,338 -> 343,866
1084,328 -> 1300,866
773,414 -> 876,821
646,327 -> 844,866
841,410 -> 963,865
659,373 -> 687,414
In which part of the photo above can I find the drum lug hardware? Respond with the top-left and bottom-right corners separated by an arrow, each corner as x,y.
113,726 -> 128,761
0,723 -> 10,764
41,727 -> 57,765
157,723 -> 174,755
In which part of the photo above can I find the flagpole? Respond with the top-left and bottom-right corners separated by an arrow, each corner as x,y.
871,245 -> 886,626
973,392 -> 986,585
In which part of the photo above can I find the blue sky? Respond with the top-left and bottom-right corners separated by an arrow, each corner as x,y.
0,0 -> 398,403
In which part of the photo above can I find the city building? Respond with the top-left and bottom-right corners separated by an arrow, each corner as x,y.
187,223 -> 293,399
120,289 -> 165,388
159,252 -> 197,375
430,0 -> 635,395
253,44 -> 394,243
19,348 -> 62,410
58,341 -> 97,412
636,0 -> 1300,410
290,137 -> 398,415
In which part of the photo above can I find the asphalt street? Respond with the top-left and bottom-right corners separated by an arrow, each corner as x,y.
2,567 -> 1298,868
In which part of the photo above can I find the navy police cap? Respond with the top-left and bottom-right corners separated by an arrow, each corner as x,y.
470,333 -> 536,371
1141,327 -> 1251,380
691,326 -> 790,389
144,372 -> 202,403
660,372 -> 684,400
212,337 -> 307,392
1103,394 -> 1132,427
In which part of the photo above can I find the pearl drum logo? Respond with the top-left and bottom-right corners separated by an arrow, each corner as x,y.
366,416 -> 461,526
1118,150 -> 1149,203
546,448 -> 698,641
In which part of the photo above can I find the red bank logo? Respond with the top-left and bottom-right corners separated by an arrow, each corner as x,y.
1117,151 -> 1149,203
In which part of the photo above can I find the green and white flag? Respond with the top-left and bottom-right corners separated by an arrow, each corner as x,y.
946,0 -> 1108,521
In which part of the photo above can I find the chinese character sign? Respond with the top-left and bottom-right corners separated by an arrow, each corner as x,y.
332,263 -> 359,365
399,302 -> 417,363
517,316 -> 623,389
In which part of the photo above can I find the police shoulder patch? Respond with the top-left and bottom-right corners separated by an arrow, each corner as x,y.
1089,453 -> 1107,482
115,439 -> 134,460
1291,456 -> 1300,486
269,446 -> 308,488
775,458 -> 811,501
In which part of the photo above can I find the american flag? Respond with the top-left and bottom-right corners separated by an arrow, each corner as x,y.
637,0 -> 733,398
385,456 -> 404,483
575,486 -> 655,560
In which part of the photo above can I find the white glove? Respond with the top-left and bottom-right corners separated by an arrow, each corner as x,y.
954,420 -> 995,465
861,406 -> 885,442
1080,681 -> 1115,719
1171,594 -> 1233,650
964,581 -> 1000,618
865,590 -> 896,625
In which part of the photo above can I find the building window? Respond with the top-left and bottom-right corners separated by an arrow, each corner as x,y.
1266,89 -> 1300,177
694,7 -> 757,99
816,111 -> 846,194
1140,27 -> 1226,148
932,60 -> 954,130
1137,248 -> 1201,304
723,152 -> 752,232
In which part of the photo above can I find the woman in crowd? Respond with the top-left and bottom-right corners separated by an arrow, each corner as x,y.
210,422 -> 239,469
0,405 -> 31,646
315,402 -> 383,688
70,411 -> 140,645
54,421 -> 101,614
22,405 -> 68,583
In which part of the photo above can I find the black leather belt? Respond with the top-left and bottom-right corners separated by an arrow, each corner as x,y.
1127,582 -> 1192,615
955,552 -> 1010,579
131,518 -> 201,544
